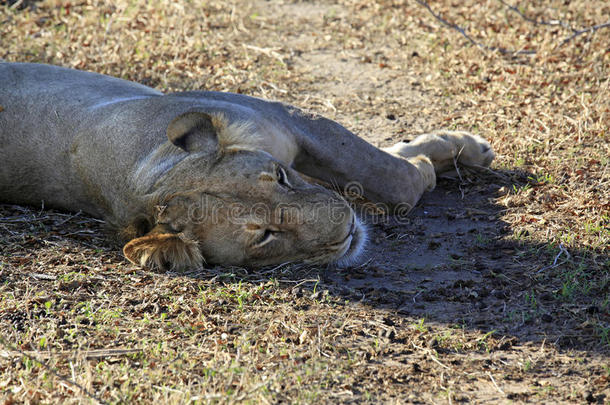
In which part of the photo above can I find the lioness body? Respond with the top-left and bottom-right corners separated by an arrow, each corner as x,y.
0,63 -> 494,269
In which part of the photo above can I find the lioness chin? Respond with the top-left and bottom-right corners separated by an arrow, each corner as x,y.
0,63 -> 494,270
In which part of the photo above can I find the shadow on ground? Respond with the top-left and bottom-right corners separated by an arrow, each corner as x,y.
2,167 -> 606,356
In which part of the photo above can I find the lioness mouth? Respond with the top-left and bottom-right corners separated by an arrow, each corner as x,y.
335,216 -> 366,266
335,218 -> 355,244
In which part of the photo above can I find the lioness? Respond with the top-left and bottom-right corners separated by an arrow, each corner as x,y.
0,63 -> 494,270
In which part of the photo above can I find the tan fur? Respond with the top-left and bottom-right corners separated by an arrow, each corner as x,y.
0,63 -> 495,270
215,116 -> 299,163
383,131 -> 495,174
123,228 -> 204,271
213,114 -> 267,154
405,155 -> 436,192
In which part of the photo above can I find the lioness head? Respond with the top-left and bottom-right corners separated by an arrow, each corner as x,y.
123,111 -> 366,270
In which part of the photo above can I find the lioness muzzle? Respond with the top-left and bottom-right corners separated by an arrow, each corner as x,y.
0,63 -> 494,270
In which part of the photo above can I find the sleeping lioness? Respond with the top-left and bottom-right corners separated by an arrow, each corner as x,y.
0,63 -> 494,270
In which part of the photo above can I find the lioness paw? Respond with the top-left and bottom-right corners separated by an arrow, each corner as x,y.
434,131 -> 495,168
123,229 -> 203,271
386,130 -> 495,173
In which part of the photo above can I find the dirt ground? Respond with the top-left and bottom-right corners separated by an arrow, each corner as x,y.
1,0 -> 609,403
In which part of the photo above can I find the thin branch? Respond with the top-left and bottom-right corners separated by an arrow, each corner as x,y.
415,0 -> 535,55
487,372 -> 506,395
9,0 -> 24,9
0,335 -> 108,405
498,0 -> 575,31
560,22 -> 610,47
536,244 -> 571,274
1,348 -> 143,360
500,1 -> 610,46
416,0 -> 610,55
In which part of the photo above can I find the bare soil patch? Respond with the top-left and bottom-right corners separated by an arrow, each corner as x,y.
1,0 -> 608,403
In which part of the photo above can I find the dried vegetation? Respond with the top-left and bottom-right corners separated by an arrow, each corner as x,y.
1,0 -> 609,403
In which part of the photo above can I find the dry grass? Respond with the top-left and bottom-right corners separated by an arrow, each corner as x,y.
1,0 -> 609,403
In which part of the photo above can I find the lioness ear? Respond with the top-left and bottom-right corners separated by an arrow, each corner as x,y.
166,111 -> 219,152
123,224 -> 203,271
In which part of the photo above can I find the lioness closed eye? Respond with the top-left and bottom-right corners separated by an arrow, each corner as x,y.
0,63 -> 494,270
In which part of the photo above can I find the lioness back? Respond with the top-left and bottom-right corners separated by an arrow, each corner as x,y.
0,63 -> 163,214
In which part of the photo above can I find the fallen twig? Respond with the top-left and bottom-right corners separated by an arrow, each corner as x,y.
559,22 -> 610,47
416,0 -> 610,55
9,0 -> 24,9
29,273 -> 57,281
412,342 -> 451,369
0,335 -> 109,404
498,0 -> 574,30
0,347 -> 143,360
499,0 -> 610,46
243,44 -> 285,65
415,0 -> 535,55
536,244 -> 571,274
487,371 -> 506,395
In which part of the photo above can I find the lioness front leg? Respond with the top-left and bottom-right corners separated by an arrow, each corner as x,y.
264,104 -> 493,212
290,116 -> 434,210
383,130 -> 495,174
